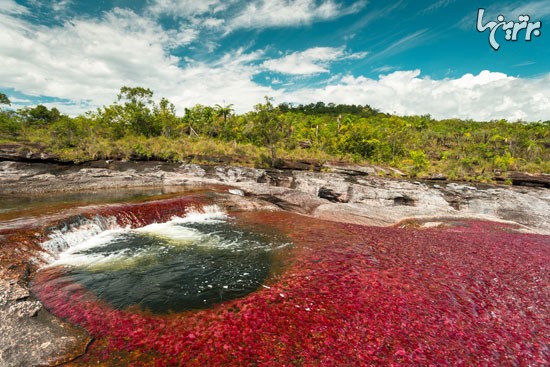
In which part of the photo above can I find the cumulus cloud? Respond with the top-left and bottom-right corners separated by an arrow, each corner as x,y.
0,7 -> 201,107
0,5 -> 275,113
284,70 -> 550,121
263,47 -> 334,75
1,3 -> 548,121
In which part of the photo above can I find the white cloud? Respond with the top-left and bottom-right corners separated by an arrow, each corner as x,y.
51,0 -> 72,13
372,65 -> 395,73
283,70 -> 550,121
147,0 -> 224,17
229,0 -> 366,30
0,7 -> 193,108
494,0 -> 550,19
1,5 -> 548,122
422,0 -> 456,14
371,29 -> 430,61
0,7 -> 276,114
0,0 -> 29,14
263,47 -> 344,75
262,47 -> 367,75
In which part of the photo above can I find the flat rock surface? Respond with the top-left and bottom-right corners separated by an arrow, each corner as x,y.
0,159 -> 548,366
0,276 -> 91,367
1,160 -> 549,233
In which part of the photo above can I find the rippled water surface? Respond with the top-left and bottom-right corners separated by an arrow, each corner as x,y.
44,208 -> 290,313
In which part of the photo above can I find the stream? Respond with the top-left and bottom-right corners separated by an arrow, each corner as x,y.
1,187 -> 548,366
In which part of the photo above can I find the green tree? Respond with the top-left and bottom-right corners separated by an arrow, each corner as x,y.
20,105 -> 61,126
0,92 -> 11,106
116,86 -> 160,137
0,92 -> 18,136
182,104 -> 215,137
251,97 -> 287,167
214,103 -> 234,140
154,97 -> 179,138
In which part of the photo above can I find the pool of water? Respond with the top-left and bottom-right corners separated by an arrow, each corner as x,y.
38,206 -> 291,313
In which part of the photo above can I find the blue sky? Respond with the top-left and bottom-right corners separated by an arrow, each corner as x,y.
1,0 -> 549,120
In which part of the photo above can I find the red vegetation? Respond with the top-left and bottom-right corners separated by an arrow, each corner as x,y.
0,194 -> 210,272
33,213 -> 550,366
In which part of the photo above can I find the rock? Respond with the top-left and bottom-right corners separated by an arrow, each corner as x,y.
228,189 -> 245,196
273,159 -> 321,171
0,160 -> 548,234
318,187 -> 348,203
8,300 -> 42,318
422,173 -> 447,181
0,306 -> 91,367
506,172 -> 550,188
0,276 -> 91,367
0,143 -> 66,164
323,162 -> 375,176
393,195 -> 415,206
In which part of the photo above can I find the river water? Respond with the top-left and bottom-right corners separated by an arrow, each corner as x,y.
2,187 -> 547,366
40,205 -> 290,313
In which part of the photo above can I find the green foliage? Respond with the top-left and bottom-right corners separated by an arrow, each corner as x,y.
408,150 -> 430,176
250,97 -> 289,167
0,92 -> 11,106
279,101 -> 378,117
19,105 -> 61,127
182,104 -> 216,137
0,111 -> 20,136
0,87 -> 548,181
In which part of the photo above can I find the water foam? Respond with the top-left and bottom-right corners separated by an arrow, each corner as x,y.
42,205 -> 230,268
42,216 -> 122,256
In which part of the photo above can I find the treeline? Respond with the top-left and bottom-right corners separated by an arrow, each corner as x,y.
1,88 -> 548,181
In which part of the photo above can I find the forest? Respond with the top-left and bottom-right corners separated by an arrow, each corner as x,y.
1,87 -> 548,182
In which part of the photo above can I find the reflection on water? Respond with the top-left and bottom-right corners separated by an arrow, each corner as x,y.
0,186 -> 191,221
41,206 -> 292,313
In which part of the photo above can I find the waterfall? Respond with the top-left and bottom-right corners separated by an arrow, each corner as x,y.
35,196 -> 210,263
40,215 -> 122,261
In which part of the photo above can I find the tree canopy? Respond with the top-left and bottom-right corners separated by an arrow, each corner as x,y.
0,92 -> 11,106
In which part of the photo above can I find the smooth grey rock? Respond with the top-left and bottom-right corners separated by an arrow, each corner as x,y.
0,160 -> 548,234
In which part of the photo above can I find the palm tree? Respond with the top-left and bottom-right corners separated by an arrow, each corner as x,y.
214,102 -> 234,140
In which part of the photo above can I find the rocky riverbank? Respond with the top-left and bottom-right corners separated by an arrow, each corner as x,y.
1,159 -> 549,232
0,159 -> 549,366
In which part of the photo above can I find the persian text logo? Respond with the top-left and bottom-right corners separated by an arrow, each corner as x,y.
476,8 -> 542,51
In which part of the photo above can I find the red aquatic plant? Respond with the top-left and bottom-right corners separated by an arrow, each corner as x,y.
32,213 -> 549,366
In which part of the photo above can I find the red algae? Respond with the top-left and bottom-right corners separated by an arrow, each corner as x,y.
32,212 -> 550,367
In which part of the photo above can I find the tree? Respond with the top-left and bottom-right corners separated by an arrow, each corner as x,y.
19,105 -> 61,126
0,92 -> 11,106
116,86 -> 160,137
214,103 -> 234,140
251,97 -> 287,167
154,97 -> 179,138
182,104 -> 215,137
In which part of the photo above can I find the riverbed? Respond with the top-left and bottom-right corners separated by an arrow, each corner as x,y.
1,163 -> 549,366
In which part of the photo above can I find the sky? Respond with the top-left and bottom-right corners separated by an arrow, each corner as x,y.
0,0 -> 549,121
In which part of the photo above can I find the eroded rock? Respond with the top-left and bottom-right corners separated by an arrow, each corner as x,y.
0,159 -> 549,366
